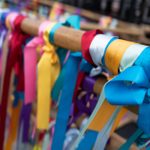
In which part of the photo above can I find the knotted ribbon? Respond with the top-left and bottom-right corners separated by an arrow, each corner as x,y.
71,30 -> 127,150
37,23 -> 60,129
104,42 -> 150,134
24,21 -> 51,105
80,30 -> 150,148
0,15 -> 30,149
51,15 -> 82,150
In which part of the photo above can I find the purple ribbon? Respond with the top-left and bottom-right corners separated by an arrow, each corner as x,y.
69,76 -> 98,128
18,104 -> 32,143
82,76 -> 96,93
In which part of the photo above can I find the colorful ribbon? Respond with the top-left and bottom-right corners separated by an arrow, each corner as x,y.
0,15 -> 30,149
24,21 -> 50,104
51,15 -> 82,150
37,23 -> 60,129
82,29 -> 150,138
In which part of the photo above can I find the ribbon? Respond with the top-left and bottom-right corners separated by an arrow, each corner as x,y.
24,21 -> 50,104
0,11 -> 10,100
89,34 -> 117,66
119,128 -> 143,150
89,32 -> 150,146
37,23 -> 60,129
81,30 -> 150,146
81,30 -> 103,66
0,30 -> 10,105
51,15 -> 82,150
5,100 -> 22,150
93,106 -> 121,150
0,15 -> 30,149
105,45 -> 150,134
18,104 -> 32,143
71,30 -> 128,150
64,128 -> 80,150
105,39 -> 135,74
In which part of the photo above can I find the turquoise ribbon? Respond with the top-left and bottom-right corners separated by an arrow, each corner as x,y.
105,65 -> 150,105
51,15 -> 82,150
105,47 -> 150,137
77,130 -> 98,150
119,128 -> 143,150
51,16 -> 80,102
51,48 -> 67,102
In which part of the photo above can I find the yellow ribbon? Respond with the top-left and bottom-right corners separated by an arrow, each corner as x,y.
105,39 -> 135,75
89,39 -> 133,134
33,145 -> 42,150
37,24 -> 60,129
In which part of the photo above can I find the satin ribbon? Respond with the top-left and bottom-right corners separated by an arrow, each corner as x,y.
24,21 -> 51,104
71,59 -> 93,116
71,30 -> 128,150
93,106 -> 121,150
105,46 -> 150,134
0,31 -> 10,105
119,128 -> 143,150
42,121 -> 55,150
71,88 -> 126,150
51,19 -> 80,102
82,30 -> 150,141
105,39 -> 135,74
5,100 -> 22,150
37,23 -> 60,129
0,15 -> 30,149
77,107 -> 120,150
81,30 -> 103,66
18,104 -> 32,143
89,34 -> 117,66
95,35 -> 150,147
70,87 -> 106,149
64,128 -> 80,150
0,11 -> 9,97
51,15 -> 82,150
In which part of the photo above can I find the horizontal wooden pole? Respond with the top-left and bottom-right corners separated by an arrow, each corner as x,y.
21,17 -> 138,114
21,18 -> 84,51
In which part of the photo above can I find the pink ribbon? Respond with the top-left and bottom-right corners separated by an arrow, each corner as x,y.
24,21 -> 51,104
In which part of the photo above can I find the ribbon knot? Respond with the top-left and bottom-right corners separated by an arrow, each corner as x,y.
104,44 -> 150,134
105,65 -> 150,105
42,44 -> 58,64
37,25 -> 60,129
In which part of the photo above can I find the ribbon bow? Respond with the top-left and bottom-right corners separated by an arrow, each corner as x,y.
105,43 -> 150,134
37,25 -> 60,129
105,65 -> 150,105
81,30 -> 150,135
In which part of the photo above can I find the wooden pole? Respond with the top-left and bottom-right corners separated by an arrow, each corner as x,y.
21,18 -> 84,51
21,18 -> 138,114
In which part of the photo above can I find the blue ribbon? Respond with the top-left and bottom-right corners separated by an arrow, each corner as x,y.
119,128 -> 143,150
51,16 -> 80,102
51,15 -> 82,150
105,46 -> 150,135
51,47 -> 67,102
77,130 -> 98,150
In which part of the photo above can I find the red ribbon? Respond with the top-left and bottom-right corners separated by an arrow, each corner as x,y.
0,15 -> 30,149
81,30 -> 102,66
